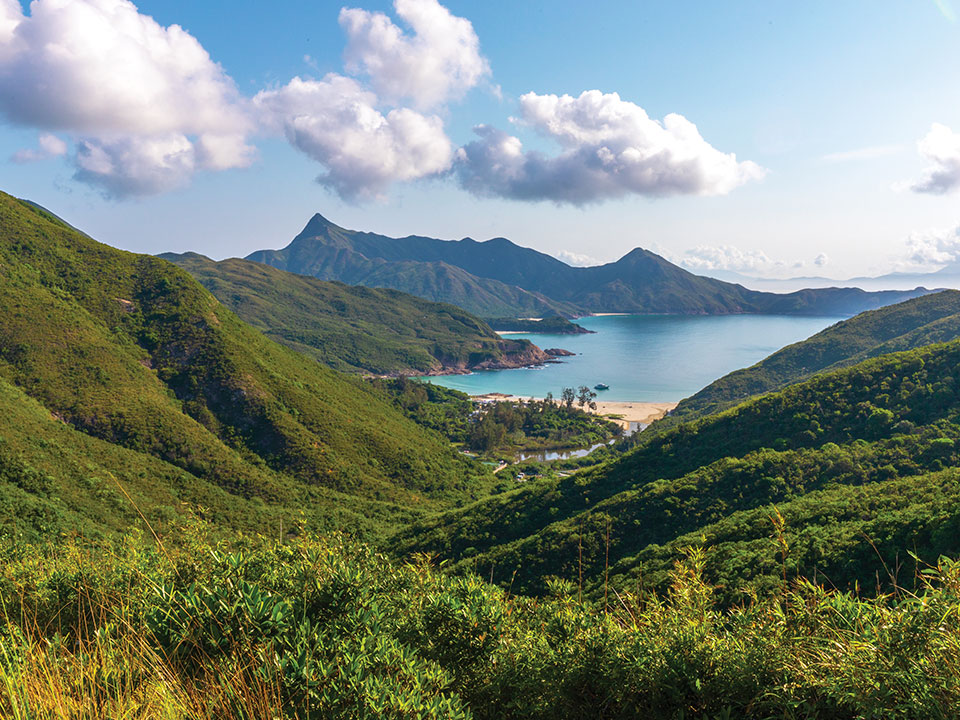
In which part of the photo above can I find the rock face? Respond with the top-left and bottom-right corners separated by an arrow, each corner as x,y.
543,348 -> 575,357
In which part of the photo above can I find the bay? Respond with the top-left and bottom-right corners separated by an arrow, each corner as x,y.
422,314 -> 844,401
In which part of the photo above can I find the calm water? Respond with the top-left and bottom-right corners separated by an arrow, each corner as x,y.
422,314 -> 844,402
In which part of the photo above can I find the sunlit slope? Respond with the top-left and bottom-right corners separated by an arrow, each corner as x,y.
658,289 -> 960,429
393,340 -> 960,600
162,252 -> 547,375
0,193 -> 484,536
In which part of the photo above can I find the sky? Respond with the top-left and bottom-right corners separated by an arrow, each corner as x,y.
3,0 -> 960,281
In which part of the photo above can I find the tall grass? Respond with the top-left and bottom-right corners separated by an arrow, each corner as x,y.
2,528 -> 960,719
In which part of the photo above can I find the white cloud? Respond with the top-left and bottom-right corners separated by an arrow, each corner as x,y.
11,132 -> 67,163
456,90 -> 765,204
254,75 -> 452,201
554,249 -> 600,267
900,225 -> 960,269
339,0 -> 489,110
814,253 -> 829,267
679,245 -> 777,273
908,123 -> 960,194
821,145 -> 903,163
0,0 -> 254,197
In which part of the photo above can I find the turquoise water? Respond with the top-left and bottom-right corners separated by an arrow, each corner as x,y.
422,314 -> 844,402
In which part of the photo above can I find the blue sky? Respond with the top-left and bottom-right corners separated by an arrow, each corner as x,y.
3,0 -> 960,279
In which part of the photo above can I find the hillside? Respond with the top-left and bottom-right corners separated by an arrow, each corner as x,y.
659,289 -> 960,428
392,338 -> 960,602
161,252 -> 548,376
248,213 -> 932,317
0,193 -> 488,540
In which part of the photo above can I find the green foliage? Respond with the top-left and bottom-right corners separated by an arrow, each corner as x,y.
0,192 -> 489,541
395,338 -> 960,600
4,532 -> 960,718
657,289 -> 960,433
165,252 -> 546,376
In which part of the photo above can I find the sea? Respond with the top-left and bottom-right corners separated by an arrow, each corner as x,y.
420,314 -> 845,402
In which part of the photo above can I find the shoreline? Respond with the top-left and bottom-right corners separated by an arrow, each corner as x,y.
471,393 -> 678,427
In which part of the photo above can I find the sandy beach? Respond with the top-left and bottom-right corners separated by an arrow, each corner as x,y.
472,393 -> 677,429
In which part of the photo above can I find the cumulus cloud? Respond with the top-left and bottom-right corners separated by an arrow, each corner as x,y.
901,225 -> 960,268
0,0 -> 253,197
11,133 -> 67,163
254,75 -> 452,201
455,90 -> 765,204
339,0 -> 489,109
679,245 -> 776,274
908,123 -> 960,194
554,249 -> 600,267
814,253 -> 829,267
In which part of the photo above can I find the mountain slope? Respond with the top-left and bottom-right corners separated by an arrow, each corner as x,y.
161,252 -> 548,375
392,339 -> 960,601
248,213 -> 931,317
248,215 -> 579,318
660,289 -> 960,427
0,193 -> 487,538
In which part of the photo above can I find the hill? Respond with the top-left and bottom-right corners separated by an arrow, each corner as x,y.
0,193 -> 489,540
658,289 -> 960,428
161,252 -> 548,376
248,213 -> 932,318
392,338 -> 960,602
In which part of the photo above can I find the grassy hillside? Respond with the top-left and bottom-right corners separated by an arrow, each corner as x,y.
660,289 -> 960,429
162,252 -> 547,375
0,193 -> 489,539
393,339 -> 960,602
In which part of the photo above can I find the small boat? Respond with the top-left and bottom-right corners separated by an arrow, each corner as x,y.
594,383 -> 609,391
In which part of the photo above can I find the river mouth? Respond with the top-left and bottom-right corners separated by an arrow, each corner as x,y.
514,421 -> 646,463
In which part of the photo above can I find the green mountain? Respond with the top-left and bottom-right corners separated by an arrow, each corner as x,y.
0,193 -> 489,541
247,215 -> 579,318
659,289 -> 960,428
160,252 -> 548,376
248,213 -> 932,317
392,337 -> 960,602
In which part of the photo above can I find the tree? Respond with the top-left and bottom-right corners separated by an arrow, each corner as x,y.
577,386 -> 597,408
561,387 -> 576,409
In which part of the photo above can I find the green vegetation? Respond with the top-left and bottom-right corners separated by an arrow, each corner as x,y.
658,289 -> 960,432
163,253 -> 548,376
394,339 -> 960,602
5,530 -> 960,719
373,379 -> 620,455
248,212 -> 932,317
0,192 -> 491,541
486,315 -> 593,334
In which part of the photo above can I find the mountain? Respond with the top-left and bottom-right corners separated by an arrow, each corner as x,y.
248,215 -> 579,318
161,252 -> 548,376
0,193 -> 488,541
248,213 -> 933,317
392,337 -> 960,602
657,289 -> 960,427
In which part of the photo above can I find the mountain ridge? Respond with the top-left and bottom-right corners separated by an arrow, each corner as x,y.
247,213 -> 933,318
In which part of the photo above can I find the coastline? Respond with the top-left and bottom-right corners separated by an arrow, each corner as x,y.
471,393 -> 677,428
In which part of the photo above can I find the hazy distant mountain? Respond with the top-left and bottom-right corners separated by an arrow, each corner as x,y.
248,214 -> 935,317
702,265 -> 960,293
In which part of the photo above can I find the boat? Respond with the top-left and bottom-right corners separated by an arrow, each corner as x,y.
594,383 -> 609,391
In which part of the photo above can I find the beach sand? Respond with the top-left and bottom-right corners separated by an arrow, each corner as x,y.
471,393 -> 677,429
